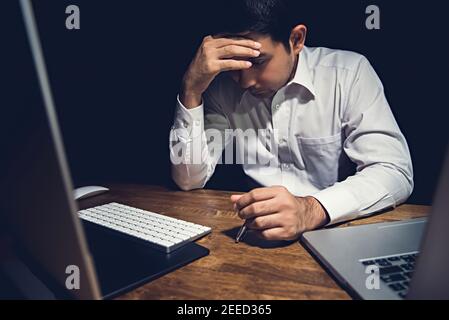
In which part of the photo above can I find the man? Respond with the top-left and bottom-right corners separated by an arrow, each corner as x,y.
169,0 -> 413,241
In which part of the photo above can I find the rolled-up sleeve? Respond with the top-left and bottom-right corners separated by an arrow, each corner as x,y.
313,57 -> 414,225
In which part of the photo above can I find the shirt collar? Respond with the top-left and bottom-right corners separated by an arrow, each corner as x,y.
287,46 -> 316,98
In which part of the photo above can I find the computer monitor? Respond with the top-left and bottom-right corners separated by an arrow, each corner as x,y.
1,0 -> 208,300
1,0 -> 101,299
407,146 -> 449,299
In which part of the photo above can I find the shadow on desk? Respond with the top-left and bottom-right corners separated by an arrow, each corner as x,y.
222,227 -> 296,249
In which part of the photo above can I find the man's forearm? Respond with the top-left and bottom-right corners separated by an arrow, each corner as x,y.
312,163 -> 413,225
179,84 -> 203,109
296,196 -> 330,229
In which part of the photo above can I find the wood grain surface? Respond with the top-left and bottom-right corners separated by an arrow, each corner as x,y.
78,184 -> 429,300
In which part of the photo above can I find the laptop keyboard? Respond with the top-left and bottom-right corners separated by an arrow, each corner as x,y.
78,202 -> 211,253
360,252 -> 418,299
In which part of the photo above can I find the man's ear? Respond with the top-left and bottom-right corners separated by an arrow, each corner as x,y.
289,25 -> 307,55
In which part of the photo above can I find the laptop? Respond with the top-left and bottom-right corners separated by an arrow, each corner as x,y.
302,147 -> 449,299
0,0 -> 209,299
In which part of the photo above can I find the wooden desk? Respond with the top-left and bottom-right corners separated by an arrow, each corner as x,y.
79,184 -> 429,300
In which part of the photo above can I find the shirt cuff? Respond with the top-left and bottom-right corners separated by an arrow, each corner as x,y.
312,183 -> 361,226
173,95 -> 204,139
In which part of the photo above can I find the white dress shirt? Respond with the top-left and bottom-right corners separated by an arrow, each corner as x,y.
169,46 -> 413,225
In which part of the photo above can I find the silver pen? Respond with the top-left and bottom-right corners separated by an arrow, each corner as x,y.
235,220 -> 248,243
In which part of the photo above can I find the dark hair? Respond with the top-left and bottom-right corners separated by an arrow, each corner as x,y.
209,0 -> 297,51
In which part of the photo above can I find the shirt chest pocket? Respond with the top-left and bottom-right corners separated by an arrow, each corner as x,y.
295,133 -> 344,188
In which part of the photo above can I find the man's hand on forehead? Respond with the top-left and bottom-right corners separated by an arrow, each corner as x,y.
180,35 -> 261,108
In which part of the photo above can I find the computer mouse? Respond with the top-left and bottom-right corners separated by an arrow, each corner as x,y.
74,186 -> 109,200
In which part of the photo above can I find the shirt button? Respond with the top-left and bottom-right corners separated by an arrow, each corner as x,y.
281,163 -> 291,170
274,104 -> 280,110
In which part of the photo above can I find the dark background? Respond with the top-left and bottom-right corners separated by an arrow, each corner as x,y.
19,0 -> 449,204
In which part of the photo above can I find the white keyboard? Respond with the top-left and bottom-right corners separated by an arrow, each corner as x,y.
78,202 -> 211,253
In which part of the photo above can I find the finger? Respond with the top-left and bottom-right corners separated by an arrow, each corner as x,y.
255,228 -> 287,241
217,59 -> 252,72
211,37 -> 262,50
203,35 -> 214,42
230,194 -> 243,203
246,213 -> 283,230
235,187 -> 279,210
238,198 -> 278,219
216,45 -> 260,59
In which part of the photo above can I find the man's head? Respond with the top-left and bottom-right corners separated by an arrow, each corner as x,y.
212,0 -> 307,98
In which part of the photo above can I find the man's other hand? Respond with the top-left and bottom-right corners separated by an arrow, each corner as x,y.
230,186 -> 330,241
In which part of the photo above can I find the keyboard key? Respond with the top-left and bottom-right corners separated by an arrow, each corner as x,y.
398,291 -> 408,299
389,283 -> 406,292
387,256 -> 401,262
402,256 -> 415,263
362,260 -> 375,266
402,281 -> 410,288
404,271 -> 413,279
381,273 -> 406,283
375,259 -> 392,266
400,263 -> 414,271
379,266 -> 403,275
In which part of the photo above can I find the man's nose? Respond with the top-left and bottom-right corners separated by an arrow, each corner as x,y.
238,69 -> 257,89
